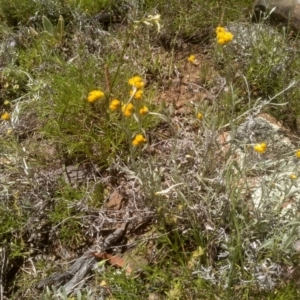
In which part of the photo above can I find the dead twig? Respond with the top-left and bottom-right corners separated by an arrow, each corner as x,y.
37,221 -> 129,295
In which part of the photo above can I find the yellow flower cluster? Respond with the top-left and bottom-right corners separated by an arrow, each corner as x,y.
295,150 -> 300,158
87,90 -> 104,103
253,142 -> 267,154
188,55 -> 196,63
109,99 -> 121,111
108,76 -> 149,119
132,134 -> 146,146
1,112 -> 10,121
128,76 -> 145,90
216,26 -> 233,45
130,89 -> 143,100
128,76 -> 148,146
106,76 -> 149,147
197,112 -> 203,120
139,105 -> 149,115
128,76 -> 145,100
122,103 -> 135,117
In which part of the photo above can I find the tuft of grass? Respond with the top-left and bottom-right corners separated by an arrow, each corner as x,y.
216,21 -> 300,130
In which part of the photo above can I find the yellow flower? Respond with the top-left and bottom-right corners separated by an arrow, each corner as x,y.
223,31 -> 233,42
109,99 -> 121,111
128,76 -> 145,89
100,280 -> 108,287
253,142 -> 267,154
132,134 -> 147,146
87,90 -> 104,103
295,150 -> 300,158
1,112 -> 10,121
216,26 -> 225,34
130,89 -> 143,100
290,174 -> 297,180
4,100 -> 10,106
197,112 -> 203,120
217,37 -> 226,45
188,55 -> 195,63
216,26 -> 233,45
139,105 -> 149,115
122,103 -> 135,117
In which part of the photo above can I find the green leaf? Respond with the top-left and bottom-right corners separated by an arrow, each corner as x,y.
56,15 -> 65,40
42,15 -> 54,35
53,27 -> 58,39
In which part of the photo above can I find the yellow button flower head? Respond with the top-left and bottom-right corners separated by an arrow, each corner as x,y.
197,112 -> 203,120
216,26 -> 233,45
224,32 -> 233,41
217,36 -> 226,45
139,105 -> 149,115
109,99 -> 121,111
132,134 -> 147,146
295,150 -> 300,158
1,112 -> 10,121
128,76 -> 145,89
290,173 -> 297,180
130,89 -> 143,100
100,280 -> 108,287
216,26 -> 225,34
253,142 -> 267,154
122,103 -> 135,117
188,55 -> 195,63
87,90 -> 104,103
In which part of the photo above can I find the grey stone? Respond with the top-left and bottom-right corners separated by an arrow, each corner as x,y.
254,0 -> 300,32
219,113 -> 300,212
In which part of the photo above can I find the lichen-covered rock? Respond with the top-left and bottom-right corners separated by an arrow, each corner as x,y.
235,113 -> 296,159
254,0 -> 300,32
227,22 -> 289,65
219,113 -> 300,213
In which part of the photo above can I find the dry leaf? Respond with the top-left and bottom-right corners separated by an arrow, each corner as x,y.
92,252 -> 133,275
107,254 -> 125,267
106,191 -> 123,209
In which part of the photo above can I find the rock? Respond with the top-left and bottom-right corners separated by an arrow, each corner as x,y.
226,22 -> 289,79
219,113 -> 296,161
235,113 -> 295,159
227,22 -> 286,59
106,191 -> 124,210
218,113 -> 300,212
254,0 -> 300,32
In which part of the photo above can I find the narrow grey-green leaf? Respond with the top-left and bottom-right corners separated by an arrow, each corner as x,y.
56,15 -> 65,39
42,15 -> 54,35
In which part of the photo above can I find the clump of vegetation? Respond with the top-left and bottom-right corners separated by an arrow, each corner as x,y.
2,0 -> 300,299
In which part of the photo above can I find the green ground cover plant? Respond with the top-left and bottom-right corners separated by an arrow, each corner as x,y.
2,0 -> 300,299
